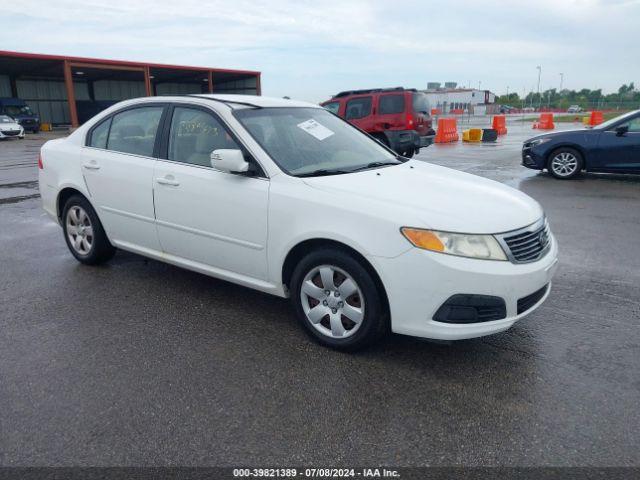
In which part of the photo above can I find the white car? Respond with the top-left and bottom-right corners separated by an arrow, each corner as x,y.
0,115 -> 25,139
38,95 -> 558,350
567,105 -> 582,113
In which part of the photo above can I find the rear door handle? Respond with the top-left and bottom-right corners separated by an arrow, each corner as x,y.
156,176 -> 180,186
82,162 -> 100,170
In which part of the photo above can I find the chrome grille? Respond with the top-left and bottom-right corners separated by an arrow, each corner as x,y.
498,218 -> 551,263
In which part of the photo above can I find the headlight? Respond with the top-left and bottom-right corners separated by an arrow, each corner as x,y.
527,138 -> 552,147
401,227 -> 507,261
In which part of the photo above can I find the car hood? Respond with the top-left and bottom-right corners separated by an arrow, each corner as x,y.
0,122 -> 21,130
302,160 -> 543,234
527,127 -> 596,142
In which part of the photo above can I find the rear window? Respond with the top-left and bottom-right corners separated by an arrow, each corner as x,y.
379,95 -> 405,115
412,92 -> 430,113
345,97 -> 372,120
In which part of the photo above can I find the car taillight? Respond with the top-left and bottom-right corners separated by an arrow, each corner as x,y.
38,152 -> 43,169
406,113 -> 414,128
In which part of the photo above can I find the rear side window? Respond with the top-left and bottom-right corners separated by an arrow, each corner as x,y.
323,101 -> 341,115
379,95 -> 405,115
107,107 -> 164,157
89,118 -> 111,149
345,97 -> 372,120
412,92 -> 430,114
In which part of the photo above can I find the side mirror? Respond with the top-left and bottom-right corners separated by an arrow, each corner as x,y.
210,149 -> 249,174
615,125 -> 629,137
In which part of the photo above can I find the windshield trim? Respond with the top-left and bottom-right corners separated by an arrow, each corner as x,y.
232,106 -> 406,178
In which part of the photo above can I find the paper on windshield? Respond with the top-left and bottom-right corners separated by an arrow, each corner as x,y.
297,119 -> 335,141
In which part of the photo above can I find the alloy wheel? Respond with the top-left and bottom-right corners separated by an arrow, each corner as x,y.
66,206 -> 94,255
551,152 -> 579,177
300,265 -> 364,339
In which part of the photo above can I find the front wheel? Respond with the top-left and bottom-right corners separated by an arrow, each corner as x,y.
401,148 -> 415,158
62,195 -> 116,265
548,148 -> 583,179
290,249 -> 388,351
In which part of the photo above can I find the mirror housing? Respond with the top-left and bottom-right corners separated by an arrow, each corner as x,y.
210,149 -> 249,174
615,125 -> 629,136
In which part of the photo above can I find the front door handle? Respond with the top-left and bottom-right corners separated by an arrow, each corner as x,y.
156,176 -> 180,186
82,161 -> 100,170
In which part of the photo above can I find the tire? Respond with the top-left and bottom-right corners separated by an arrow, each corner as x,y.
62,195 -> 116,265
290,248 -> 388,351
547,147 -> 583,179
402,148 -> 415,158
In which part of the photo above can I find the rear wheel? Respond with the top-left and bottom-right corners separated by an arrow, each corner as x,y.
62,195 -> 115,265
548,148 -> 583,179
290,249 -> 387,351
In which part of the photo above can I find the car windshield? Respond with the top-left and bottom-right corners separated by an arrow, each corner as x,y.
0,115 -> 15,123
596,110 -> 639,130
234,107 -> 400,176
4,105 -> 33,116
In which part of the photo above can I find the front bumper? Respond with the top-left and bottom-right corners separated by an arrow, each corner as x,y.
369,235 -> 559,340
0,128 -> 24,139
18,120 -> 40,131
521,146 -> 546,170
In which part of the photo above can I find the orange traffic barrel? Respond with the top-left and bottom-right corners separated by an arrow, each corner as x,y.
535,112 -> 555,130
589,111 -> 604,126
492,115 -> 507,135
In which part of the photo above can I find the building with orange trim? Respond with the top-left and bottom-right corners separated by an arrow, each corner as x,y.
0,51 -> 261,127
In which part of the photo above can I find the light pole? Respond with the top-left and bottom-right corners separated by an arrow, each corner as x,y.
536,66 -> 542,109
559,72 -> 564,92
478,80 -> 482,91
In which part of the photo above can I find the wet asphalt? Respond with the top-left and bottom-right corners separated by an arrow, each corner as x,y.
1,123 -> 639,467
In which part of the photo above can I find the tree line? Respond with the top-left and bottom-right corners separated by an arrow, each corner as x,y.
496,83 -> 639,110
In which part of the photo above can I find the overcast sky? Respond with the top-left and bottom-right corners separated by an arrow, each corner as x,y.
1,0 -> 639,102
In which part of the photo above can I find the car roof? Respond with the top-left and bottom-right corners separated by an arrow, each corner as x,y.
188,94 -> 319,109
115,94 -> 320,111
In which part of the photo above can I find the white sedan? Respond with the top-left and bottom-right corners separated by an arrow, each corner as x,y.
38,95 -> 558,350
0,115 -> 25,139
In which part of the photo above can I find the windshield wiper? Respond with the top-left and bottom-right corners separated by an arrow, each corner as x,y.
296,169 -> 352,177
349,161 -> 401,172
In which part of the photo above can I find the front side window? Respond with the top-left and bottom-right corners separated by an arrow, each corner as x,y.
345,97 -> 372,120
619,116 -> 640,133
379,95 -> 405,115
107,106 -> 163,157
168,107 -> 241,167
89,118 -> 111,149
235,107 -> 399,177
322,102 -> 341,115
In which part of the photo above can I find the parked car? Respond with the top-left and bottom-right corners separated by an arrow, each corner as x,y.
0,98 -> 40,133
0,114 -> 25,140
499,105 -> 516,114
567,105 -> 582,113
39,95 -> 558,351
522,109 -> 640,179
321,87 -> 435,158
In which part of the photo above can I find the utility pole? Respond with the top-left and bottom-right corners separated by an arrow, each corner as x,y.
559,72 -> 564,92
536,66 -> 542,109
478,80 -> 482,91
